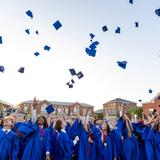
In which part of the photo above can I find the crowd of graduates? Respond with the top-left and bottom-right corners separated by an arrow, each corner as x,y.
0,97 -> 160,160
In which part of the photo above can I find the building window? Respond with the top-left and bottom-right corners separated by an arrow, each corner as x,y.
24,106 -> 28,112
58,107 -> 62,115
65,108 -> 69,115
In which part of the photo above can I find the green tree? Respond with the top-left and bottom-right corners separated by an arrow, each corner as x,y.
127,107 -> 143,119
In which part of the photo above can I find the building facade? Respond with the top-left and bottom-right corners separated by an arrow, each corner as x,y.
143,93 -> 160,115
0,100 -> 15,117
103,98 -> 137,116
17,100 -> 94,118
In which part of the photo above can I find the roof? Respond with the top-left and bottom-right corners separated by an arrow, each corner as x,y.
94,109 -> 103,114
18,100 -> 94,108
103,98 -> 137,105
151,92 -> 160,102
0,99 -> 13,107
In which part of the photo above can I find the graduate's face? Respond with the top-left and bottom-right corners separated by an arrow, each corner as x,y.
38,116 -> 45,125
3,118 -> 13,127
102,122 -> 107,131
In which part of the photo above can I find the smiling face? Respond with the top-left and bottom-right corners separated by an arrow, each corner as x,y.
3,118 -> 13,128
37,116 -> 45,126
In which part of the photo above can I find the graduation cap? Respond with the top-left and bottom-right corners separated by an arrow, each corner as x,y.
71,79 -> 75,83
77,71 -> 84,79
89,33 -> 95,42
44,45 -> 51,51
135,22 -> 139,28
66,82 -> 73,88
34,52 -> 40,56
89,41 -> 99,50
53,20 -> 62,30
35,30 -> 39,35
155,8 -> 160,16
69,68 -> 77,76
117,61 -> 127,69
149,89 -> 153,93
85,48 -> 96,57
129,0 -> 133,4
45,104 -> 55,114
25,29 -> 30,34
18,67 -> 25,73
25,10 -> 33,19
0,36 -> 2,44
102,25 -> 108,32
115,27 -> 121,34
138,99 -> 142,102
0,65 -> 5,72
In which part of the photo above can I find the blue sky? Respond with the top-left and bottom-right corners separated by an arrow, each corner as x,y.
0,0 -> 160,109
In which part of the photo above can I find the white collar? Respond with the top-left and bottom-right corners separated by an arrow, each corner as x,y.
61,129 -> 66,133
2,128 -> 11,134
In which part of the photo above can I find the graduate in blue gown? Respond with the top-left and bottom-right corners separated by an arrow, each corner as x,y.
21,97 -> 51,160
116,107 -> 139,160
54,119 -> 79,160
78,120 -> 97,160
100,121 -> 114,160
0,116 -> 19,160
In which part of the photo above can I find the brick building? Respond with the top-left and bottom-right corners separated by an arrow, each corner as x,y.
103,98 -> 137,116
143,93 -> 160,115
17,100 -> 94,118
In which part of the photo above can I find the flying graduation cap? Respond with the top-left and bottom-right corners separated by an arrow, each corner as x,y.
0,36 -> 3,44
117,61 -> 127,69
34,52 -> 40,56
45,104 -> 55,114
77,71 -> 84,79
66,82 -> 74,88
89,33 -> 95,42
135,22 -> 139,28
25,10 -> 33,19
35,30 -> 39,35
115,27 -> 121,34
18,67 -> 25,73
129,0 -> 133,4
44,45 -> 51,51
85,41 -> 99,57
0,66 -> 5,72
53,20 -> 62,30
138,99 -> 142,102
149,89 -> 153,94
25,29 -> 30,34
69,68 -> 77,76
102,25 -> 108,32
155,8 -> 160,16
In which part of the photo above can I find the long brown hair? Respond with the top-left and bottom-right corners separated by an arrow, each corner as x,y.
55,119 -> 63,132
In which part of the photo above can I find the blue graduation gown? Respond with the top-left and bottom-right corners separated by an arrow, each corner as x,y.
21,123 -> 51,160
78,128 -> 96,160
92,126 -> 102,160
0,128 -> 19,160
55,130 -> 74,160
116,118 -> 139,160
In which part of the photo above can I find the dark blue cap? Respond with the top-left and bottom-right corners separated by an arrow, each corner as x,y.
18,67 -> 25,73
85,48 -> 96,57
69,68 -> 77,76
35,30 -> 39,35
115,27 -> 121,34
34,52 -> 40,56
129,0 -> 133,4
138,99 -> 142,102
89,33 -> 95,42
71,79 -> 75,83
44,45 -> 51,51
0,36 -> 2,44
149,89 -> 153,93
117,61 -> 127,69
77,71 -> 84,79
45,104 -> 55,114
0,66 -> 5,72
25,29 -> 30,34
66,82 -> 73,88
155,8 -> 160,16
53,20 -> 62,30
102,26 -> 108,32
135,22 -> 139,27
25,10 -> 33,19
89,41 -> 99,50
